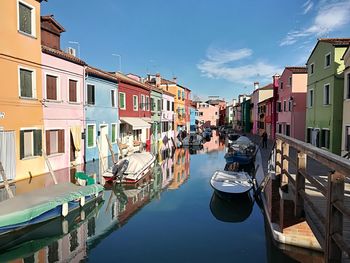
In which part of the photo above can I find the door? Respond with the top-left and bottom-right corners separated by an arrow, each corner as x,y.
99,125 -> 108,174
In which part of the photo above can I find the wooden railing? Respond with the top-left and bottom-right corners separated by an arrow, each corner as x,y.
274,133 -> 350,262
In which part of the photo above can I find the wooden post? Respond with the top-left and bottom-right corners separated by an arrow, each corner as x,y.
325,171 -> 344,262
0,162 -> 14,199
42,149 -> 58,185
275,139 -> 282,177
295,152 -> 306,218
281,142 -> 289,187
105,134 -> 117,164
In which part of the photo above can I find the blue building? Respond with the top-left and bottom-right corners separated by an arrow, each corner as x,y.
190,106 -> 199,133
85,66 -> 119,175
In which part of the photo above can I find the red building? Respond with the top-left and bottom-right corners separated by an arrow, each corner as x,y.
115,72 -> 152,152
258,97 -> 274,138
271,74 -> 280,140
207,99 -> 227,126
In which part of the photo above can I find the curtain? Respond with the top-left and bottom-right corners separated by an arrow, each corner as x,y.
0,131 -> 16,181
70,126 -> 81,152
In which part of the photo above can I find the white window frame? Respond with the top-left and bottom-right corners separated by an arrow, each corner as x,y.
111,123 -> 118,143
68,78 -> 80,103
44,72 -> 60,101
20,127 -> 41,159
309,63 -> 315,75
17,0 -> 36,37
323,83 -> 331,105
119,92 -> 126,110
308,89 -> 314,108
86,83 -> 95,105
141,94 -> 145,110
18,66 -> 36,99
324,52 -> 331,69
133,95 -> 138,111
146,96 -> 150,111
111,89 -> 117,108
87,124 -> 96,148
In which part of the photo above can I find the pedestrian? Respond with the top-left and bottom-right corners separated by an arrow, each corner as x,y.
261,131 -> 268,149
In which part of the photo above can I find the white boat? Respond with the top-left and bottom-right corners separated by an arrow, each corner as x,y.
103,152 -> 155,184
182,134 -> 204,147
210,170 -> 253,198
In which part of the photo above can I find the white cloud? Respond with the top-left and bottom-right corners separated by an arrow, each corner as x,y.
197,48 -> 281,85
280,1 -> 350,46
302,0 -> 314,14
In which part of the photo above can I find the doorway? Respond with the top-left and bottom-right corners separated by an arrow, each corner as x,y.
99,125 -> 109,174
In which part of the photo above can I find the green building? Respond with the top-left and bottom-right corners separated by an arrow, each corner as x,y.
150,87 -> 162,153
306,38 -> 350,155
241,98 -> 251,133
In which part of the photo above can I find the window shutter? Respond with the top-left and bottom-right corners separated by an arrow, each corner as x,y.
112,125 -> 116,142
46,75 -> 57,100
88,126 -> 94,147
34,130 -> 42,156
69,80 -> 77,102
58,130 -> 65,153
92,85 -> 95,104
20,130 -> 24,159
46,130 -> 51,155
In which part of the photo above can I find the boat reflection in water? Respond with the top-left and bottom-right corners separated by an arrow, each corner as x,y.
209,193 -> 254,223
189,130 -> 225,155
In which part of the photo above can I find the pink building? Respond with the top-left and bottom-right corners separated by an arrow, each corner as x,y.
161,90 -> 175,151
197,102 -> 219,128
276,67 -> 307,141
41,16 -> 85,172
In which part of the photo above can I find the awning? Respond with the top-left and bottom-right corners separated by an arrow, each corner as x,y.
142,117 -> 153,124
120,117 -> 151,130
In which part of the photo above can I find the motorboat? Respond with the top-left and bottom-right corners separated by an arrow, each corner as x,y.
210,170 -> 253,198
227,133 -> 240,142
103,152 -> 155,184
182,133 -> 204,147
202,128 -> 212,139
224,146 -> 255,165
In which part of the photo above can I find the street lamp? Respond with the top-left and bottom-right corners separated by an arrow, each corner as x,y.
68,41 -> 80,58
112,53 -> 122,72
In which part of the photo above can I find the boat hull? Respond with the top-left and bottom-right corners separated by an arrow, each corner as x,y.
224,154 -> 253,165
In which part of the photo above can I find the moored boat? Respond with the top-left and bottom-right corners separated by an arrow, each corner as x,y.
210,170 -> 253,198
182,134 -> 204,147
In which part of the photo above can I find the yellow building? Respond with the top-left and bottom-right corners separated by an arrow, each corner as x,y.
0,0 -> 45,181
160,77 -> 186,135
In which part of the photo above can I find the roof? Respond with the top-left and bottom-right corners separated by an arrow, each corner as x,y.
162,89 -> 174,97
86,66 -> 118,83
341,46 -> 350,61
41,15 -> 65,33
206,99 -> 225,105
285,66 -> 307,74
113,72 -> 151,91
259,83 -> 273,90
42,45 -> 86,66
307,38 -> 350,63
160,78 -> 189,90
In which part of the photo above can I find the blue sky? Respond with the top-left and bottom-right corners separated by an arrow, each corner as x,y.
42,0 -> 350,101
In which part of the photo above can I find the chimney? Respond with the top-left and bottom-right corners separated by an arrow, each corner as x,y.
254,82 -> 259,90
173,77 -> 177,84
272,74 -> 280,88
156,73 -> 161,88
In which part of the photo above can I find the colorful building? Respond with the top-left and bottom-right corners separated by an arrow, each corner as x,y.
341,46 -> 350,157
276,67 -> 307,141
184,88 -> 191,131
207,99 -> 226,126
168,149 -> 190,190
85,66 -> 119,173
116,72 -> 151,154
190,106 -> 199,133
241,98 -> 251,133
305,38 -> 350,154
41,16 -> 86,173
258,97 -> 274,138
197,102 -> 219,128
0,0 -> 45,181
150,86 -> 162,154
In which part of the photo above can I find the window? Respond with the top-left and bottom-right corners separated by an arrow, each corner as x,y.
308,89 -> 314,107
172,102 -> 174,111
280,82 -> 284,89
119,92 -> 126,109
87,124 -> 95,148
288,76 -> 292,87
347,73 -> 350,100
167,100 -> 170,111
133,95 -> 138,111
199,112 -> 203,116
278,124 -> 282,133
146,96 -> 150,111
157,99 -> 161,111
309,63 -> 314,75
87,84 -> 95,105
286,124 -> 290,136
177,90 -> 181,99
283,100 -> 287,111
69,79 -> 78,102
141,95 -> 145,110
182,91 -> 185,100
46,74 -> 58,100
288,100 -> 292,111
46,129 -> 64,155
150,97 -> 155,111
323,84 -> 330,105
18,1 -> 35,36
111,124 -> 117,143
111,90 -> 117,107
325,53 -> 331,68
277,101 -> 282,112
346,126 -> 350,151
321,129 -> 330,149
307,128 -> 312,143
20,129 -> 42,159
19,68 -> 35,98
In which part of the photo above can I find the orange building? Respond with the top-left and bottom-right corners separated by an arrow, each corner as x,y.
0,0 -> 45,181
168,149 -> 189,189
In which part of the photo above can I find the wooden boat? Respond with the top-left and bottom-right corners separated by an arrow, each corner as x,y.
210,170 -> 253,198
182,134 -> 204,147
0,182 -> 104,236
103,152 -> 155,184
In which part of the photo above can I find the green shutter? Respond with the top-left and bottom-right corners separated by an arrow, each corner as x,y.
20,130 -> 24,159
119,93 -> 125,108
33,130 -> 42,156
88,125 -> 94,147
112,124 -> 116,142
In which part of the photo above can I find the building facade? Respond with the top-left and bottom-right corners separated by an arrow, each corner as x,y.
197,102 -> 219,128
184,88 -> 191,132
342,47 -> 350,157
150,87 -> 162,154
305,38 -> 350,154
190,106 -> 199,133
276,67 -> 307,141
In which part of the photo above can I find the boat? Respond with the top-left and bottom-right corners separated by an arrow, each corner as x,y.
210,170 -> 253,198
202,128 -> 212,139
224,148 -> 255,165
103,152 -> 155,184
0,182 -> 104,236
227,133 -> 240,142
182,133 -> 204,147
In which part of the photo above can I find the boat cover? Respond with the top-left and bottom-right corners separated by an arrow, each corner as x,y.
0,182 -> 103,228
211,170 -> 252,194
124,152 -> 155,176
234,136 -> 251,145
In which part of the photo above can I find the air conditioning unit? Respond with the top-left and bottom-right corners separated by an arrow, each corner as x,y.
67,47 -> 76,57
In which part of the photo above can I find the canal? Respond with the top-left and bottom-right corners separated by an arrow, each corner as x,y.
0,136 -> 302,262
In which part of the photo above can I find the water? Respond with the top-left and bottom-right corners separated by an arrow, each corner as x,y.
0,139 -> 304,263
